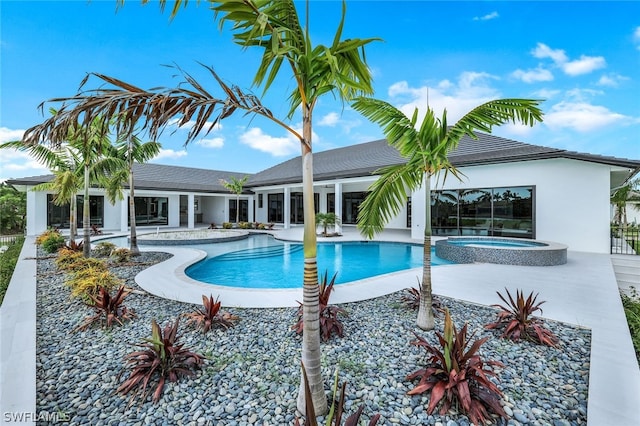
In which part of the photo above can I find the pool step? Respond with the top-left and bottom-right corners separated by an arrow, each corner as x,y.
215,244 -> 303,261
611,254 -> 640,299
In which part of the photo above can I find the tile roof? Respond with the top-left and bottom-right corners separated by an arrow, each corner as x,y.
247,133 -> 640,187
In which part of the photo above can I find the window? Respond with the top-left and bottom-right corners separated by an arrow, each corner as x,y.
289,192 -> 320,224
342,192 -> 367,224
431,186 -> 534,238
47,195 -> 104,229
258,193 -> 263,209
327,193 -> 335,213
129,197 -> 168,225
268,193 -> 284,223
229,199 -> 249,222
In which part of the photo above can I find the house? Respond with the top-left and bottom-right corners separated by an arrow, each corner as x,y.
8,133 -> 639,254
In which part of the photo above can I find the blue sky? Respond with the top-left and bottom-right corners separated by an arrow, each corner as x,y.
1,1 -> 639,182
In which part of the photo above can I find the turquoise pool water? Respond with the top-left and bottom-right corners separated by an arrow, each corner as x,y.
188,234 -> 453,289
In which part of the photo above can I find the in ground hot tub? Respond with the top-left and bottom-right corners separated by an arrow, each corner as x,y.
435,236 -> 567,266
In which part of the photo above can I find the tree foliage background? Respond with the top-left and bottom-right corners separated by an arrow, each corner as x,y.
0,183 -> 26,234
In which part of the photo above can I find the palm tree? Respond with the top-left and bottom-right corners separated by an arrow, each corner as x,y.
219,175 -> 248,224
352,97 -> 543,330
23,1 -> 378,413
612,178 -> 640,227
104,135 -> 161,256
315,212 -> 340,236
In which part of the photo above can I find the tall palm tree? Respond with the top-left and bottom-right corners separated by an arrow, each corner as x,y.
352,97 -> 543,330
219,175 -> 248,224
612,178 -> 640,227
104,136 -> 161,256
0,140 -> 79,238
24,1 -> 378,413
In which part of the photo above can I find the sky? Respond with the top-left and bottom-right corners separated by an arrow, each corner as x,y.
1,0 -> 639,182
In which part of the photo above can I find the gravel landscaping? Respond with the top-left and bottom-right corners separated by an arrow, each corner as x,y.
36,250 -> 591,426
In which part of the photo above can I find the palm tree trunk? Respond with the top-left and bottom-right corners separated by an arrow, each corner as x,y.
417,176 -> 435,330
82,164 -> 91,257
128,157 -> 140,256
236,194 -> 240,224
69,194 -> 77,241
296,118 -> 327,415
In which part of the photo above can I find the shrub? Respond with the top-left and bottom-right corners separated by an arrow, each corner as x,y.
41,232 -> 65,253
222,222 -> 233,229
293,270 -> 347,341
54,248 -> 85,271
63,239 -> 84,252
94,241 -> 117,257
118,318 -> 205,404
110,247 -> 132,263
65,267 -> 122,301
485,288 -> 558,347
401,278 -> 443,315
238,221 -> 250,229
0,236 -> 24,306
621,290 -> 640,365
184,294 -> 238,333
35,228 -> 61,246
256,223 -> 266,230
75,285 -> 135,331
407,309 -> 507,425
295,365 -> 381,426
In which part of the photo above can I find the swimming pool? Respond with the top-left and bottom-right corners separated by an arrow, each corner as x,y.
182,234 -> 453,289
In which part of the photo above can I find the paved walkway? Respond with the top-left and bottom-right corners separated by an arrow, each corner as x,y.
1,228 -> 639,425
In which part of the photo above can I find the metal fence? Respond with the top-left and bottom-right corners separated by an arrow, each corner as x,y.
0,235 -> 23,247
611,225 -> 640,255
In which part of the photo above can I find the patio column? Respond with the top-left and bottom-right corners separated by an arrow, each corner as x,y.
334,183 -> 342,234
187,194 -> 195,229
248,195 -> 254,223
120,192 -> 129,232
284,187 -> 291,229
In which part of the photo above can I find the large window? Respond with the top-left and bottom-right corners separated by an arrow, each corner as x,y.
229,199 -> 249,222
129,197 -> 168,226
327,193 -> 335,213
431,186 -> 534,238
47,195 -> 104,229
289,192 -> 319,224
268,193 -> 284,223
342,192 -> 367,224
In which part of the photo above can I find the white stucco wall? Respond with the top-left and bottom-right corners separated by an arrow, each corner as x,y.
419,158 -> 612,253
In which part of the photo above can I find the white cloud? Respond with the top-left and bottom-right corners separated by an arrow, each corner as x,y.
196,137 -> 224,148
239,127 -> 299,156
544,101 -> 629,132
530,43 -> 605,76
511,67 -> 554,83
152,148 -> 188,160
562,55 -> 606,76
597,73 -> 629,87
388,72 -> 501,125
533,89 -> 561,100
473,11 -> 499,21
319,112 -> 340,127
0,147 -> 50,181
532,43 -> 568,64
634,26 -> 640,50
0,127 -> 25,143
168,118 -> 221,133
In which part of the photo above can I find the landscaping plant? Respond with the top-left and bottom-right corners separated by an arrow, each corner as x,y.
63,239 -> 84,252
184,294 -> 238,333
621,289 -> 640,365
401,278 -> 443,315
75,285 -> 135,331
56,253 -> 106,273
65,266 -> 122,301
0,236 -> 24,306
407,309 -> 507,425
110,247 -> 132,263
118,318 -> 205,404
93,241 -> 117,257
293,271 -> 347,341
295,364 -> 381,426
485,288 -> 558,347
40,231 -> 65,254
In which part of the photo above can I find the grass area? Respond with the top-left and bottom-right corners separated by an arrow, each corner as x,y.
621,289 -> 640,366
0,236 -> 25,306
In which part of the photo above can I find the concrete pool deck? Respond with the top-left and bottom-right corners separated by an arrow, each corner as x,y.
1,227 -> 639,425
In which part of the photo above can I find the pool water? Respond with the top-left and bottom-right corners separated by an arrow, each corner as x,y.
183,234 -> 453,289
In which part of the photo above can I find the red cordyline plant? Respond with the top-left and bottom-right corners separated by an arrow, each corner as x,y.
401,278 -> 443,315
407,309 -> 507,425
75,285 -> 135,331
293,271 -> 348,341
184,294 -> 238,333
118,318 -> 205,404
295,364 -> 381,426
485,288 -> 558,347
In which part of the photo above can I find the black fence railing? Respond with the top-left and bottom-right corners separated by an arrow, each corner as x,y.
611,224 -> 640,255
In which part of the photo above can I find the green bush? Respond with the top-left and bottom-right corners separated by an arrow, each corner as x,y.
222,222 -> 232,229
41,232 -> 65,253
622,292 -> 640,366
94,241 -> 117,257
0,237 -> 25,306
